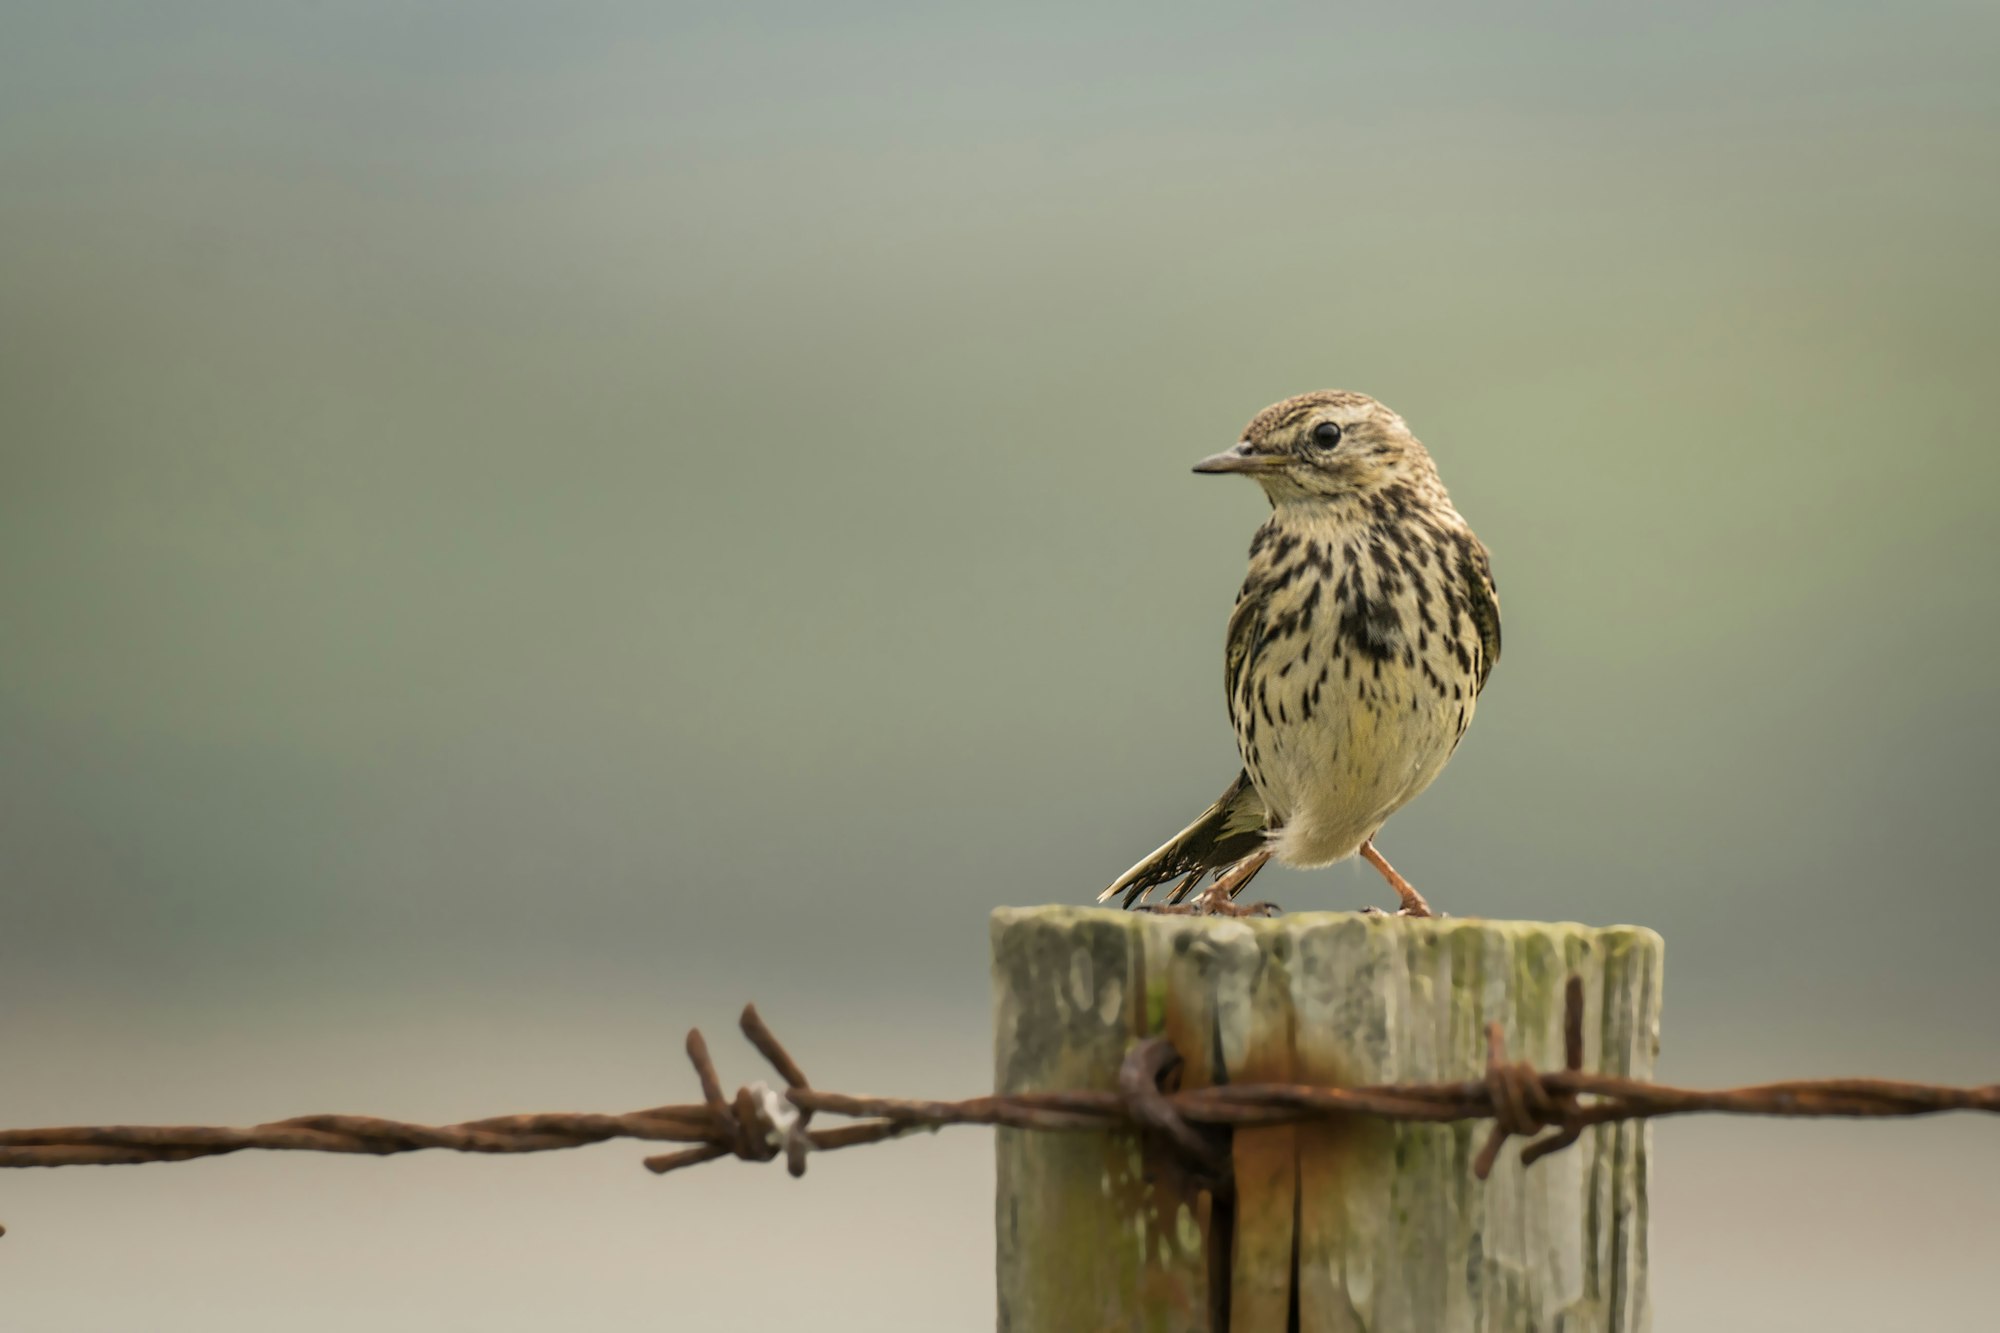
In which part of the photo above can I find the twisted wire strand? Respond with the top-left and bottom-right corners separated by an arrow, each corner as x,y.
2,985 -> 1993,1186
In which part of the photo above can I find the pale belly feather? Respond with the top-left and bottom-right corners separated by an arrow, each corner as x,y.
1255,652 -> 1468,867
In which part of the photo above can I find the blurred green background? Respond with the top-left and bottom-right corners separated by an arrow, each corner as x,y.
3,2 -> 1997,1328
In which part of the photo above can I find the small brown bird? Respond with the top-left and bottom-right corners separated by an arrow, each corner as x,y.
1102,391 -> 1499,916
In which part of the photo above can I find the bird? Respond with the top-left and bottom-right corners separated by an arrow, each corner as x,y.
1100,390 -> 1499,917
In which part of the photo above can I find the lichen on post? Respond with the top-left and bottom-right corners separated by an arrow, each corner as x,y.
991,906 -> 1663,1333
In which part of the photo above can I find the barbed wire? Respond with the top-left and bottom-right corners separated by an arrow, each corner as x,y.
2,979 -> 1994,1198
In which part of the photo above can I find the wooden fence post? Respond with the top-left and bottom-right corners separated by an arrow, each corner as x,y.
992,907 -> 1663,1333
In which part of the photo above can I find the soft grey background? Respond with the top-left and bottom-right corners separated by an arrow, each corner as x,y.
3,2 -> 1997,1328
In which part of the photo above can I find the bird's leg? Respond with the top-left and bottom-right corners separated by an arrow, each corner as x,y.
1190,848 -> 1278,916
1137,849 -> 1278,916
1359,839 -> 1434,918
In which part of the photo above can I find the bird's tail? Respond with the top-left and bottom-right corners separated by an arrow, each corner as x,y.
1099,771 -> 1271,908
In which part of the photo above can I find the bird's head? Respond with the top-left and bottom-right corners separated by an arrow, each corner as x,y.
1195,390 -> 1437,503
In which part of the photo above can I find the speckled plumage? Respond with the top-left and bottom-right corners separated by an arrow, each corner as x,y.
1102,390 -> 1499,913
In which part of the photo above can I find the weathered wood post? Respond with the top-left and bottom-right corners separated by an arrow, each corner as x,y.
993,907 -> 1663,1333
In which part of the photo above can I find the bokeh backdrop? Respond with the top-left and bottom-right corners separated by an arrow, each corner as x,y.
4,3 -> 1997,1329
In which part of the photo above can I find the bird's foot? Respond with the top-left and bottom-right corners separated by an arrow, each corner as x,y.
1139,850 -> 1280,916
1358,839 -> 1439,918
1142,889 -> 1282,918
1136,844 -> 1272,908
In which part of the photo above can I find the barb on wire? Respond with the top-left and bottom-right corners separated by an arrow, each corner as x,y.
1,980 -> 1995,1197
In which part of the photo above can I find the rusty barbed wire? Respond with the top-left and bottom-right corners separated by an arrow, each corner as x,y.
2,981 -> 1994,1190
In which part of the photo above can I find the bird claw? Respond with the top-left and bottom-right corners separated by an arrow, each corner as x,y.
1360,904 -> 1447,919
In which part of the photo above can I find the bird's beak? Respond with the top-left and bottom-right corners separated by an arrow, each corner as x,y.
1193,443 -> 1286,475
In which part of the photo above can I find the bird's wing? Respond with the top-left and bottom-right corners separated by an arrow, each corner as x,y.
1099,770 -> 1270,908
1223,583 -> 1265,715
1459,538 -> 1502,695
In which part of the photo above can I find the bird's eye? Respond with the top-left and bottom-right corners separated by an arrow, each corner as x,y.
1310,421 -> 1343,449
